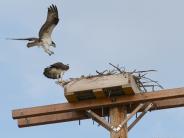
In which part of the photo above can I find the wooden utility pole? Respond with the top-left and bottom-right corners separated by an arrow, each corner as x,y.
11,73 -> 184,138
110,106 -> 127,138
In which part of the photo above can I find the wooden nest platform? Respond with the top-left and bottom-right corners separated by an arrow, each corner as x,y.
63,73 -> 141,102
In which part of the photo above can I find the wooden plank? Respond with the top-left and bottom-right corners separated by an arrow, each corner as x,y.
18,111 -> 87,128
12,87 -> 184,119
18,109 -> 108,128
110,106 -> 127,138
64,74 -> 140,102
64,92 -> 78,102
16,97 -> 184,127
130,75 -> 141,94
93,89 -> 106,99
64,74 -> 134,93
122,85 -> 134,95
122,75 -> 140,95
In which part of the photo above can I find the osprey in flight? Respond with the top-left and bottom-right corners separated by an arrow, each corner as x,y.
43,62 -> 69,82
8,4 -> 59,56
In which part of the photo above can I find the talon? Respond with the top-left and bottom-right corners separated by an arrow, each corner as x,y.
48,51 -> 54,56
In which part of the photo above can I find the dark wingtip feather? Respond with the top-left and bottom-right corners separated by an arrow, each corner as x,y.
48,7 -> 51,12
48,4 -> 53,12
53,5 -> 58,12
48,4 -> 58,13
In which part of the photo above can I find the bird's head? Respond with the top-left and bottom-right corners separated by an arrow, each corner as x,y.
51,41 -> 56,47
65,64 -> 70,70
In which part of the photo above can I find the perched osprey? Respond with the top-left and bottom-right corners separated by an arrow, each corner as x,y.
8,4 -> 59,56
43,62 -> 69,82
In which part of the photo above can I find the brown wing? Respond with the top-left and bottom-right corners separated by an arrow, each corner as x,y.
43,67 -> 59,79
39,4 -> 59,39
51,62 -> 69,70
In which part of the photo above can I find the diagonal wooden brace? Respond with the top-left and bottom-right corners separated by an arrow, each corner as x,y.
86,110 -> 113,131
128,103 -> 153,131
86,103 -> 145,133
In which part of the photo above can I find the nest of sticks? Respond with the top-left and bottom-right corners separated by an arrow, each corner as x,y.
61,63 -> 163,92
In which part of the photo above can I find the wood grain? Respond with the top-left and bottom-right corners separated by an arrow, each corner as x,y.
12,87 -> 184,119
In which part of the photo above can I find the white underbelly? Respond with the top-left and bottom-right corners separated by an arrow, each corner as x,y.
42,37 -> 52,45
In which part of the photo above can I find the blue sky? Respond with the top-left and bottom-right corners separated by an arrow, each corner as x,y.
0,0 -> 184,137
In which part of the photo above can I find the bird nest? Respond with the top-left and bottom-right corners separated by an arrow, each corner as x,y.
60,63 -> 163,93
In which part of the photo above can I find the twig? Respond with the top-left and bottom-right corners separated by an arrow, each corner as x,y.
129,70 -> 157,74
96,70 -> 108,75
109,63 -> 124,73
141,76 -> 164,89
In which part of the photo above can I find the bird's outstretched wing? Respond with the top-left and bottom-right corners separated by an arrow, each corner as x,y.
6,37 -> 38,41
39,4 -> 59,39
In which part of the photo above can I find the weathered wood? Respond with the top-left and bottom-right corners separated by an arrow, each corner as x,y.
125,75 -> 140,95
16,97 -> 184,127
12,87 -> 184,119
64,74 -> 140,102
65,92 -> 78,102
86,104 -> 144,132
128,103 -> 153,131
64,74 -> 135,93
17,111 -> 87,128
116,103 -> 144,131
93,89 -> 106,99
110,106 -> 127,138
86,110 -> 112,131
